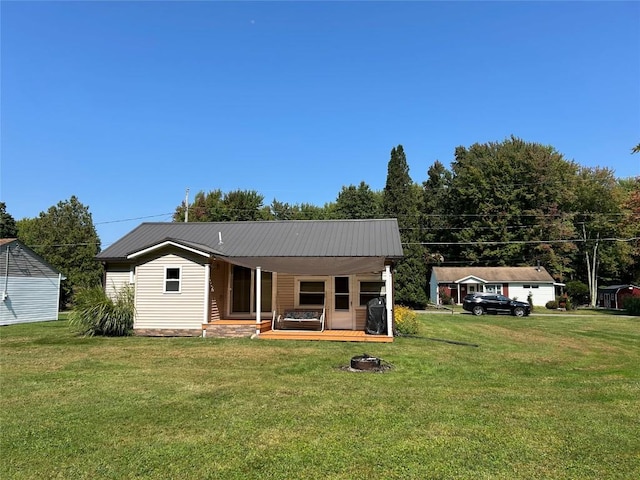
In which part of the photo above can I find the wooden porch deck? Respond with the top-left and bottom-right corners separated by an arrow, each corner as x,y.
260,328 -> 393,343
207,320 -> 393,342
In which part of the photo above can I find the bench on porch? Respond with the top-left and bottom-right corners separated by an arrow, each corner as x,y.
272,308 -> 325,332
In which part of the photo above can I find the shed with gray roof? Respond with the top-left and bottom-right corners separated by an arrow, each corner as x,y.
1,239 -> 65,326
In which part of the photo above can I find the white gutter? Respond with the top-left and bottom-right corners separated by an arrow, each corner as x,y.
55,273 -> 62,319
2,245 -> 9,301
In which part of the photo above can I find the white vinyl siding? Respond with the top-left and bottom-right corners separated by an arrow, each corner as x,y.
0,276 -> 60,326
104,264 -> 133,299
134,251 -> 207,330
509,283 -> 555,306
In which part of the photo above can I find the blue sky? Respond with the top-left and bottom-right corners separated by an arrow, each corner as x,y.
2,1 -> 639,248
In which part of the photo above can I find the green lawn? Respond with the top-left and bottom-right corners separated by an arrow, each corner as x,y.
1,313 -> 638,479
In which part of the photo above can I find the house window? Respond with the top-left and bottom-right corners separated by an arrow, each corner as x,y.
359,281 -> 385,306
164,267 -> 181,293
485,284 -> 502,295
299,281 -> 325,306
531,285 -> 539,289
231,265 -> 272,314
523,285 -> 530,289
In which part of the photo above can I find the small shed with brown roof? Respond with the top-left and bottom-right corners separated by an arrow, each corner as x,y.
429,266 -> 560,306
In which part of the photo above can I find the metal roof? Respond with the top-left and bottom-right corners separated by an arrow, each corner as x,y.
0,239 -> 65,279
97,219 -> 404,261
432,266 -> 555,283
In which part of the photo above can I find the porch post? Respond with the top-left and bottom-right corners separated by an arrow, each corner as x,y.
203,263 -> 211,337
385,265 -> 394,338
255,266 -> 262,335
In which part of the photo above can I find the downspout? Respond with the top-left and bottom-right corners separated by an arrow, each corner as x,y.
55,273 -> 62,319
256,266 -> 262,336
385,265 -> 393,338
2,245 -> 9,301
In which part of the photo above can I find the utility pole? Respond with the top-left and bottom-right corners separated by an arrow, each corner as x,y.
185,188 -> 189,223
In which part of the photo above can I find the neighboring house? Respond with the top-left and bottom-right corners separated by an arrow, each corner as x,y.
597,285 -> 640,309
429,266 -> 560,307
96,219 -> 403,340
1,238 -> 65,326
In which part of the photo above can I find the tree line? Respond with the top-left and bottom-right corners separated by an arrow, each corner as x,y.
3,136 -> 639,308
172,137 -> 640,307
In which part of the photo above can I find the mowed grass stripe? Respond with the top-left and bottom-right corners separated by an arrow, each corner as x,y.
1,313 -> 638,479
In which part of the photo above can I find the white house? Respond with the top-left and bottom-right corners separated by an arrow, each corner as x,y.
430,266 -> 560,307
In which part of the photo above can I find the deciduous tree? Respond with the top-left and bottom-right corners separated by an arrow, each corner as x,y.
445,136 -> 579,280
335,181 -> 382,219
16,196 -> 102,306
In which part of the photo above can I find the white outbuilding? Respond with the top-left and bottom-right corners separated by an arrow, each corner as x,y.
1,239 -> 65,326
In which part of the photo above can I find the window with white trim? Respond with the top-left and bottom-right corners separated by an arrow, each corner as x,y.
298,280 -> 325,307
164,267 -> 181,293
485,284 -> 502,295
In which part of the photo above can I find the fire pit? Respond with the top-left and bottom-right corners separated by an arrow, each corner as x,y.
345,354 -> 392,373
351,354 -> 381,370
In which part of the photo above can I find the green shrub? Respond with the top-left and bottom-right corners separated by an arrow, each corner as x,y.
566,280 -> 589,306
622,296 -> 640,316
69,285 -> 135,336
394,306 -> 419,335
546,300 -> 558,310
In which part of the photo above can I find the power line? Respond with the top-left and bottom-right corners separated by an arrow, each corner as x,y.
95,213 -> 174,225
403,237 -> 640,246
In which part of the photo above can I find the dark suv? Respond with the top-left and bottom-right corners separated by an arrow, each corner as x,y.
462,293 -> 531,317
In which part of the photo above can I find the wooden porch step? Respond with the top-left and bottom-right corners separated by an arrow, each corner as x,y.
259,329 -> 393,343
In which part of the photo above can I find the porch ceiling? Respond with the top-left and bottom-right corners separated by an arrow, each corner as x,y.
223,256 -> 387,275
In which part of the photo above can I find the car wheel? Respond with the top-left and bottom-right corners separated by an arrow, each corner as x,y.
472,306 -> 484,316
513,307 -> 525,317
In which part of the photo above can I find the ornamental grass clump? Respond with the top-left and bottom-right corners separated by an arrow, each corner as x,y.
394,305 -> 419,335
69,285 -> 134,336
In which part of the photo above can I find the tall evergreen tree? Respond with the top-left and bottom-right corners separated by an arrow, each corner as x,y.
0,202 -> 18,238
16,196 -> 102,306
383,145 -> 427,307
421,161 -> 452,270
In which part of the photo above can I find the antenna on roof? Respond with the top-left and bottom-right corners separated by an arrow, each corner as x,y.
184,188 -> 190,223
218,232 -> 223,245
